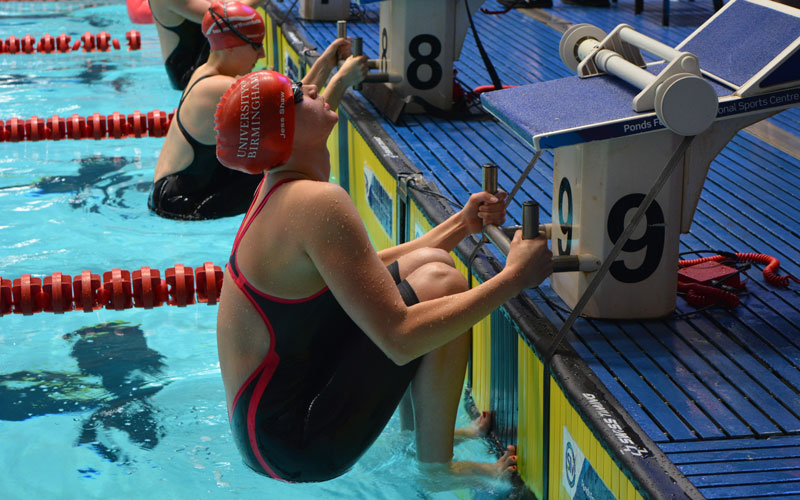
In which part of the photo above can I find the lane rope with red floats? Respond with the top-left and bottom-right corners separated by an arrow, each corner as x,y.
0,263 -> 224,316
0,30 -> 140,54
0,109 -> 175,141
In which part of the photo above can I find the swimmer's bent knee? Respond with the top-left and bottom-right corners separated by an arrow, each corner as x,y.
410,261 -> 468,299
414,247 -> 455,267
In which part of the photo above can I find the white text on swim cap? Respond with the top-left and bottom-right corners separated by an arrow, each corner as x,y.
237,76 -> 262,159
279,91 -> 286,139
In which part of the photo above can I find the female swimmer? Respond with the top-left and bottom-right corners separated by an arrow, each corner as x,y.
148,0 -> 261,90
214,70 -> 553,482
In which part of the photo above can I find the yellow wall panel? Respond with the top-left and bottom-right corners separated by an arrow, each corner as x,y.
275,24 -> 285,73
348,126 -> 396,251
470,314 -> 491,413
517,338 -> 544,499
548,376 -> 643,500
264,10 -> 277,70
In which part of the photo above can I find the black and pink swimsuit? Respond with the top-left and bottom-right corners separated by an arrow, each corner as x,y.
226,178 -> 421,483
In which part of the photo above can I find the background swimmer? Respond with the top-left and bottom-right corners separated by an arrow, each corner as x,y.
148,0 -> 263,90
149,1 -> 367,220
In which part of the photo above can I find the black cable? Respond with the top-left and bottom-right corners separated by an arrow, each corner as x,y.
464,0 -> 503,91
401,174 -> 464,209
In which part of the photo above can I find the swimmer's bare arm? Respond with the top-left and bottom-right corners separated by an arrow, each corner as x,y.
303,39 -> 349,89
303,41 -> 367,110
376,190 -> 508,266
321,55 -> 368,110
301,183 -> 552,365
162,0 -> 213,23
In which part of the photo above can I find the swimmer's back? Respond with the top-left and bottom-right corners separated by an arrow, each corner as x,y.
232,178 -> 346,299
217,178 -> 335,411
154,71 -> 234,180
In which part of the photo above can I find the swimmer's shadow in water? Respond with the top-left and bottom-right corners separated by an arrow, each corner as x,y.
34,154 -> 150,211
0,321 -> 168,464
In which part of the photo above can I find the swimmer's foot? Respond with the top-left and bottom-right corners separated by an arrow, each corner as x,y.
451,445 -> 517,479
454,410 -> 492,443
419,445 -> 518,489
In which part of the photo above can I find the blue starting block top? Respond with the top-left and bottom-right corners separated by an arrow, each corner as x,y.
481,0 -> 800,151
679,0 -> 800,89
481,71 -> 800,150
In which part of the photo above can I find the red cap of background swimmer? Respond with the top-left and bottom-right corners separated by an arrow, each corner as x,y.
202,1 -> 264,51
215,70 -> 296,174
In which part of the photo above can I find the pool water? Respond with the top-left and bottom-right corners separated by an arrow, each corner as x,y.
0,2 -> 511,498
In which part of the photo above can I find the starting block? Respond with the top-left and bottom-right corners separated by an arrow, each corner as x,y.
353,0 -> 486,119
298,0 -> 350,21
481,0 -> 800,319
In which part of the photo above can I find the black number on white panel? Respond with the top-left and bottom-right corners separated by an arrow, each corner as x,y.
557,177 -> 573,256
607,194 -> 665,283
406,34 -> 442,90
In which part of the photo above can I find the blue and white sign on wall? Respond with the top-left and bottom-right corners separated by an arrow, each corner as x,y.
364,166 -> 393,239
562,427 -> 616,500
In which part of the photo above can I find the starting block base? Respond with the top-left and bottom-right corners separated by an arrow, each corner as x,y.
551,130 -> 684,319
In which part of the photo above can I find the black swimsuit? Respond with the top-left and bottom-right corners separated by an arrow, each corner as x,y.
149,0 -> 210,90
227,178 -> 422,482
148,75 -> 262,220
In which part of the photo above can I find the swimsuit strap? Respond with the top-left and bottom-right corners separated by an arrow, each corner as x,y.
147,0 -> 183,30
232,178 -> 298,254
148,0 -> 171,29
175,74 -> 216,148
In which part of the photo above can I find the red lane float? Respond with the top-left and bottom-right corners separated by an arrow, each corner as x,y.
38,34 -> 55,53
0,263 -> 223,316
21,34 -> 36,54
96,31 -> 111,51
56,33 -> 71,52
126,30 -> 141,50
1,31 -> 141,54
5,36 -> 20,54
80,31 -> 96,52
0,109 -> 175,142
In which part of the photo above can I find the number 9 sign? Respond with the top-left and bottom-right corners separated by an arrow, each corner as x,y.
550,131 -> 683,318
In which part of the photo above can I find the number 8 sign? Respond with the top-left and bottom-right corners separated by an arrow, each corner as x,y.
378,0 -> 459,111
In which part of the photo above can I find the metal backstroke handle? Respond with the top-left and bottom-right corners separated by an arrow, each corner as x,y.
480,164 -> 598,273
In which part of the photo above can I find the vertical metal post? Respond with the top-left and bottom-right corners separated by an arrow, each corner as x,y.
522,201 -> 539,240
352,37 -> 363,90
482,163 -> 498,194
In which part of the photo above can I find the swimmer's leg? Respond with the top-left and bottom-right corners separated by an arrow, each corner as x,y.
404,261 -> 517,479
391,249 -> 500,443
399,389 -> 414,431
391,248 -> 458,433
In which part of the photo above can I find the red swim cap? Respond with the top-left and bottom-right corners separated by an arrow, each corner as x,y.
202,1 -> 264,51
215,70 -> 297,174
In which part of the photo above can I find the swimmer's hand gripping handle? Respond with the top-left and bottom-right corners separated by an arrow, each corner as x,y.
481,164 -> 600,273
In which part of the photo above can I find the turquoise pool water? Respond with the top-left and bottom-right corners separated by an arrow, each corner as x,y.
0,2 -> 510,498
